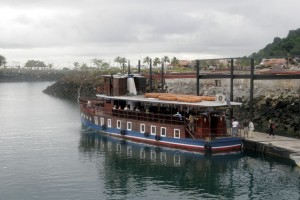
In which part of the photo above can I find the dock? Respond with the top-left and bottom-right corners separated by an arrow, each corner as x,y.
242,131 -> 300,166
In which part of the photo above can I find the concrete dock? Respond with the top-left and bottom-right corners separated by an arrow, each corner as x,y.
242,131 -> 300,166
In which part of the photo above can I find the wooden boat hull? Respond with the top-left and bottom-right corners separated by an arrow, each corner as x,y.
81,116 -> 242,153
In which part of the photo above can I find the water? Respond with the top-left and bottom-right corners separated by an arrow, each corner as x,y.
0,82 -> 300,200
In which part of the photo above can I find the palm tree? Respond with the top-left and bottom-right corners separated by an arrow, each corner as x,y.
171,57 -> 179,68
161,56 -> 170,72
143,56 -> 151,68
153,57 -> 161,68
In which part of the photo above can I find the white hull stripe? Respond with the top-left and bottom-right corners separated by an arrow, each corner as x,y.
103,131 -> 240,150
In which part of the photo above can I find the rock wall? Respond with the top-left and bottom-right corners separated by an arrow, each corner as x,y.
165,78 -> 300,136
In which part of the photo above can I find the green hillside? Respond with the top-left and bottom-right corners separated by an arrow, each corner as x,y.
251,28 -> 300,62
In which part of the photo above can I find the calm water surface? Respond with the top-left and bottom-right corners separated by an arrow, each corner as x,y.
0,82 -> 300,200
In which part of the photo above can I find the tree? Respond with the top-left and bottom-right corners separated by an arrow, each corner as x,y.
114,56 -> 127,73
80,63 -> 89,70
153,57 -> 161,68
48,63 -> 53,70
161,56 -> 170,66
143,56 -> 151,67
91,58 -> 109,70
161,56 -> 170,72
0,55 -> 7,67
24,60 -> 47,70
114,56 -> 126,67
170,57 -> 179,68
73,62 -> 80,70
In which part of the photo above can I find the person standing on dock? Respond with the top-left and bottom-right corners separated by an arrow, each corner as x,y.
249,120 -> 254,138
269,119 -> 275,138
232,118 -> 239,137
243,119 -> 249,138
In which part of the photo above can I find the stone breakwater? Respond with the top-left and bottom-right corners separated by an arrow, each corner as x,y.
0,68 -> 68,82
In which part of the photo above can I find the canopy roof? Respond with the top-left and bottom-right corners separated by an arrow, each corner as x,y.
96,94 -> 242,107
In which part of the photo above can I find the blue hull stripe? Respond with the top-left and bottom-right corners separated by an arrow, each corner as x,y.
81,118 -> 242,151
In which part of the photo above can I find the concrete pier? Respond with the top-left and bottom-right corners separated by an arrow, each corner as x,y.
242,131 -> 300,165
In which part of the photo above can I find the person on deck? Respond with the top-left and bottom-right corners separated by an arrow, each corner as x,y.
188,113 -> 195,132
173,112 -> 182,120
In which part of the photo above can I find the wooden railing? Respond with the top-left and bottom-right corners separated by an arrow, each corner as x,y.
106,109 -> 185,125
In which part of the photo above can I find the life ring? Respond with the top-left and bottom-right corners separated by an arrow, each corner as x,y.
218,95 -> 223,102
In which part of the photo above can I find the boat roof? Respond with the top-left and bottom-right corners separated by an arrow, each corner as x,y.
96,94 -> 242,107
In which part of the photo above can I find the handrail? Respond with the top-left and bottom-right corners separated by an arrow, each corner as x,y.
109,109 -> 185,125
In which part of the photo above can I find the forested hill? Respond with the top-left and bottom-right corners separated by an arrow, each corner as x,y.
251,28 -> 300,61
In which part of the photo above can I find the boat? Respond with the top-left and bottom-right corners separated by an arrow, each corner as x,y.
79,74 -> 243,153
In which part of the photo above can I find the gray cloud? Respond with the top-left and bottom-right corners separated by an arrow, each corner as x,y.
0,0 -> 300,67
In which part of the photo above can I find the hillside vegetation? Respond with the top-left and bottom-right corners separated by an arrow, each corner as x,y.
251,28 -> 300,62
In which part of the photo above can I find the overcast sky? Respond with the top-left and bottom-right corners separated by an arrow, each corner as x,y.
0,0 -> 300,68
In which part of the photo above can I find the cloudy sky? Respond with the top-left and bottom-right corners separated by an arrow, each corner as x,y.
0,0 -> 299,68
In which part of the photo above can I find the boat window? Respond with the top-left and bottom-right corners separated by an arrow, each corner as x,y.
116,143 -> 121,152
127,146 -> 132,157
140,124 -> 145,133
140,148 -> 145,159
100,117 -> 104,126
94,116 -> 98,125
151,125 -> 156,135
107,119 -> 111,127
151,150 -> 156,161
160,127 -> 166,137
127,122 -> 132,131
174,129 -> 180,138
117,120 -> 121,129
174,155 -> 181,166
160,152 -> 167,165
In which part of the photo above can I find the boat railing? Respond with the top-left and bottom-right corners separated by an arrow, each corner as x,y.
109,109 -> 184,125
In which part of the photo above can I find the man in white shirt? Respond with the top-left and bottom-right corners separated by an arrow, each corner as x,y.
232,119 -> 239,137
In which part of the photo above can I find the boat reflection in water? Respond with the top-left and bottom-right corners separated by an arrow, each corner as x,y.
79,128 -> 245,198
79,129 -> 243,166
